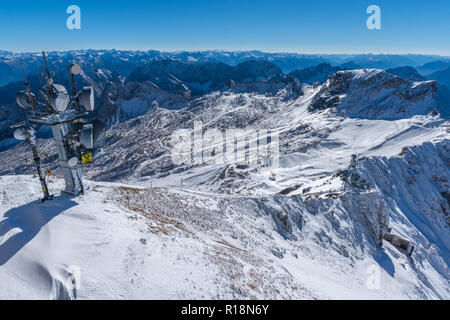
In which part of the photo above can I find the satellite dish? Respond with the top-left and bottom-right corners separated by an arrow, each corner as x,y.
16,91 -> 37,109
50,84 -> 70,112
13,127 -> 27,141
68,157 -> 79,168
53,84 -> 67,93
79,124 -> 94,150
50,92 -> 70,112
68,64 -> 82,75
78,86 -> 95,111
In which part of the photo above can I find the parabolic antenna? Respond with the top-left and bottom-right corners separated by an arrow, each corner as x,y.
79,124 -> 94,150
78,86 -> 95,111
50,84 -> 70,112
68,64 -> 82,75
16,91 -> 37,109
13,127 -> 27,141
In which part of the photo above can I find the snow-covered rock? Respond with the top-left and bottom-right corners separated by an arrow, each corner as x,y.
310,69 -> 438,119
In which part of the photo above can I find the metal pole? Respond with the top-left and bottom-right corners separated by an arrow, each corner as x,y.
24,125 -> 52,202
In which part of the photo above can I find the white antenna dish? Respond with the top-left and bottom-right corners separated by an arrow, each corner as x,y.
50,84 -> 70,112
68,64 -> 82,75
51,93 -> 70,112
79,124 -> 94,149
78,86 -> 95,111
16,91 -> 37,109
13,127 -> 27,141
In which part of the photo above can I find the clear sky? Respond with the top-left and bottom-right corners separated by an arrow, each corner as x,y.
0,0 -> 449,55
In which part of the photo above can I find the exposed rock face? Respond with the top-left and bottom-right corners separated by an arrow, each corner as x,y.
357,141 -> 450,264
127,60 -> 283,95
257,198 -> 294,240
220,75 -> 303,99
342,191 -> 390,246
93,80 -> 188,126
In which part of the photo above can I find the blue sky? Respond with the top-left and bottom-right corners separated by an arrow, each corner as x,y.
0,0 -> 449,55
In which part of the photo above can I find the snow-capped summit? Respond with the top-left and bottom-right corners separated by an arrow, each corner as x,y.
310,69 -> 438,119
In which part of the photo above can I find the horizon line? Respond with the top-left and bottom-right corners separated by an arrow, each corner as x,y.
1,48 -> 449,58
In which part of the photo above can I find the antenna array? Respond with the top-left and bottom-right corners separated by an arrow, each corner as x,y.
12,52 -> 106,201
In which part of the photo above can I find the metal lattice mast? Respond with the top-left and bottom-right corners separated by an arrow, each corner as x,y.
24,124 -> 52,201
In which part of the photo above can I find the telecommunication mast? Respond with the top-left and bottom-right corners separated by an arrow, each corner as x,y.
12,52 -> 105,201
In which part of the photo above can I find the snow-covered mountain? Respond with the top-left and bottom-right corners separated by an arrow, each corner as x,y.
0,50 -> 326,86
0,62 -> 449,299
127,60 -> 283,95
340,54 -> 445,70
0,50 -> 447,87
310,69 -> 438,119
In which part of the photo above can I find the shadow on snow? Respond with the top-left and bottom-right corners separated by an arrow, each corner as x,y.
0,195 -> 77,266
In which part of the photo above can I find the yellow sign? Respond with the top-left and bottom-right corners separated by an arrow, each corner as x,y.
81,153 -> 93,165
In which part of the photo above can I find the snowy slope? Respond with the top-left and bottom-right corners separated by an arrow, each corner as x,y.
0,171 -> 448,300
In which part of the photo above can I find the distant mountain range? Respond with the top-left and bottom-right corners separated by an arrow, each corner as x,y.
127,60 -> 283,95
1,50 -> 450,148
417,59 -> 450,76
0,50 -> 449,85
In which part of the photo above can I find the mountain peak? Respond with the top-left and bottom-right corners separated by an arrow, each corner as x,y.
310,69 -> 438,119
386,66 -> 426,81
